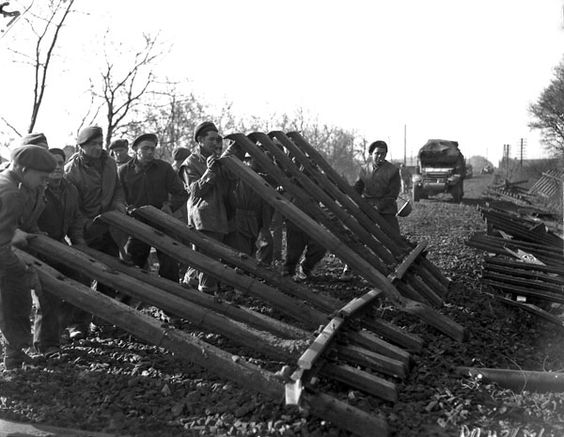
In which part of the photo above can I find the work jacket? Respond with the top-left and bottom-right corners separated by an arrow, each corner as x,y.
354,160 -> 401,215
37,178 -> 85,244
0,170 -> 29,247
118,157 -> 188,211
64,150 -> 125,219
181,151 -> 231,234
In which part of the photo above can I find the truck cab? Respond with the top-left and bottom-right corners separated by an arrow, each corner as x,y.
412,139 -> 465,203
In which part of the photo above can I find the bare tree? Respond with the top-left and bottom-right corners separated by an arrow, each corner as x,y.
95,33 -> 162,148
27,0 -> 76,133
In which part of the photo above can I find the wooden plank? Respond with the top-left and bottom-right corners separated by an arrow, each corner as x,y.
457,367 -> 564,392
26,237 -> 294,361
346,330 -> 411,365
77,244 -> 308,340
489,293 -> 564,328
361,317 -> 424,353
405,273 -> 444,307
219,153 -> 465,341
0,419 -> 118,437
98,211 -> 328,329
337,345 -> 408,379
483,280 -> 564,304
134,205 -> 341,313
322,363 -> 398,402
17,250 -> 386,437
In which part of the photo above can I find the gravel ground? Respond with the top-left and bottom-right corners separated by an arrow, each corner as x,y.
0,174 -> 563,437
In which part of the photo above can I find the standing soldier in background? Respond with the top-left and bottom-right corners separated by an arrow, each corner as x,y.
171,147 -> 190,177
0,146 -> 57,369
180,122 -> 230,293
354,140 -> 401,234
341,140 -> 401,280
108,139 -> 132,165
34,148 -> 86,355
64,126 -> 127,339
118,133 -> 187,282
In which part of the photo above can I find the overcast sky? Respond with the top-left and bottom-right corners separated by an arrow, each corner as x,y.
1,0 -> 563,164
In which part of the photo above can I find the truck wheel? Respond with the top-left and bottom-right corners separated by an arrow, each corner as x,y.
452,183 -> 463,203
412,186 -> 421,202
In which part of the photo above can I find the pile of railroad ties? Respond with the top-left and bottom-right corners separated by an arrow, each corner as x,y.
466,205 -> 564,326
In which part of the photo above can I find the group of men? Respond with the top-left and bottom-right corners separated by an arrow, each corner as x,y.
0,120 -> 402,370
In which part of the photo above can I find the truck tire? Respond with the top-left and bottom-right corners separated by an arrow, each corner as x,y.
452,182 -> 463,203
412,186 -> 422,202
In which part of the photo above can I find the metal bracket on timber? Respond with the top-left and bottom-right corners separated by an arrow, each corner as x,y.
16,249 -> 388,437
218,147 -> 465,341
286,291 -> 405,407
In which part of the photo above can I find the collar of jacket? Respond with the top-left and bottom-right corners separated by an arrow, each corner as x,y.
131,157 -> 157,173
78,149 -> 109,167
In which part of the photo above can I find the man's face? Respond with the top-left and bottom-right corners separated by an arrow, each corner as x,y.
111,146 -> 130,164
135,140 -> 156,164
80,136 -> 103,158
22,168 -> 51,190
199,131 -> 222,157
372,147 -> 387,165
48,154 -> 65,182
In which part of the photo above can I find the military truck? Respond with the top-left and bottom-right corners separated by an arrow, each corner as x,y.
411,139 -> 465,203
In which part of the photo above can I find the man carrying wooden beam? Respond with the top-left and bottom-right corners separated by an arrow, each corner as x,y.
342,140 -> 401,280
118,133 -> 187,283
0,145 -> 57,369
180,122 -> 231,294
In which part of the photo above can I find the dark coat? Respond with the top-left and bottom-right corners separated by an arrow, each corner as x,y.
37,178 -> 85,244
118,157 -> 187,211
64,150 -> 125,219
354,160 -> 401,214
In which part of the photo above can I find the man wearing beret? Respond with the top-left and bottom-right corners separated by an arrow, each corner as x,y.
34,148 -> 87,354
64,126 -> 127,338
118,133 -> 187,283
171,147 -> 190,176
180,121 -> 231,293
0,145 -> 57,369
109,139 -> 132,165
353,140 -> 401,234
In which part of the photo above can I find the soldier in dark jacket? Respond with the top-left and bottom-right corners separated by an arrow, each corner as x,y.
64,126 -> 127,339
118,133 -> 188,281
0,146 -> 57,369
353,140 -> 401,234
180,122 -> 231,293
34,148 -> 86,354
341,140 -> 401,280
108,139 -> 132,165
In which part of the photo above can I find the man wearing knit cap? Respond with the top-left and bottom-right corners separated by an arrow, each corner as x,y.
34,148 -> 86,354
64,126 -> 126,339
109,139 -> 131,165
0,146 -> 57,369
180,121 -> 231,293
118,133 -> 187,285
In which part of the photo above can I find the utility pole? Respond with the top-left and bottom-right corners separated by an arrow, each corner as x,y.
504,143 -> 511,179
520,138 -> 524,168
403,124 -> 407,166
